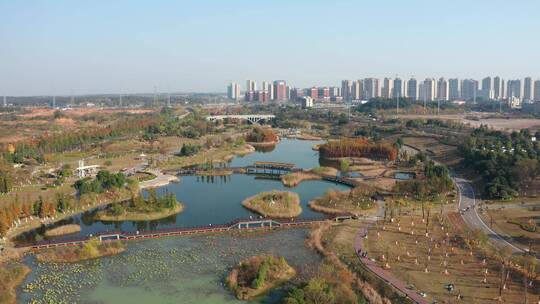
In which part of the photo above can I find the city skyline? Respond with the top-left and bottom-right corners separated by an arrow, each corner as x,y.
229,76 -> 540,104
1,0 -> 540,96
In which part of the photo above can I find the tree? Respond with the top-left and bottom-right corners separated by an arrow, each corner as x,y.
495,246 -> 512,301
0,159 -> 13,194
303,278 -> 335,304
340,159 -> 350,174
0,210 -> 9,236
285,288 -> 306,304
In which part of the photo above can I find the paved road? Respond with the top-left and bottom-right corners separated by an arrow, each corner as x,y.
453,176 -> 530,255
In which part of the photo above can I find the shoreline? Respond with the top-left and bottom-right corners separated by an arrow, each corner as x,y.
245,141 -> 278,147
5,144 -> 257,244
139,173 -> 179,189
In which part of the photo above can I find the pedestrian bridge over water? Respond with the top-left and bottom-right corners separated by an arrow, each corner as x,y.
26,214 -> 356,250
206,114 -> 275,124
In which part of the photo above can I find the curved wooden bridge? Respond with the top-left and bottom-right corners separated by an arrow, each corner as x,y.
23,214 -> 356,250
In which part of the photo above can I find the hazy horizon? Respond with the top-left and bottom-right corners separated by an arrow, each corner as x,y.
2,0 -> 540,96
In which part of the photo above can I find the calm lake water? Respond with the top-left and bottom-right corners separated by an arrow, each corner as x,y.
18,139 -> 349,303
16,139 -> 346,244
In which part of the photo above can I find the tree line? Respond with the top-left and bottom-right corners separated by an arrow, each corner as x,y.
319,138 -> 398,161
460,126 -> 540,199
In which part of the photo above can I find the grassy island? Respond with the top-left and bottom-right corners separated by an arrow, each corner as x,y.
245,126 -> 278,146
242,191 -> 301,218
44,224 -> 81,237
0,264 -> 31,304
94,190 -> 183,221
309,187 -> 377,215
226,255 -> 295,300
281,167 -> 337,187
35,239 -> 125,263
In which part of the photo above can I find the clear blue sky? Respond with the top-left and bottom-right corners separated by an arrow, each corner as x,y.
1,0 -> 539,96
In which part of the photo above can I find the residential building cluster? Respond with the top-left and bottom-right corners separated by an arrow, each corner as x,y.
227,76 -> 540,105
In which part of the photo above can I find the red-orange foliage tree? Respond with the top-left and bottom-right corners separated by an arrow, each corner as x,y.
319,138 -> 397,161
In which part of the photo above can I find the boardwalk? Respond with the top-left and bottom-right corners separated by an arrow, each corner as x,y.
24,214 -> 355,250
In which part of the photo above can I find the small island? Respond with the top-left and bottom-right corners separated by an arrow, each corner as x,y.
44,224 -> 81,237
35,239 -> 125,263
226,255 -> 296,300
281,167 -> 337,187
309,187 -> 376,215
245,126 -> 278,146
241,191 -> 301,218
94,190 -> 183,221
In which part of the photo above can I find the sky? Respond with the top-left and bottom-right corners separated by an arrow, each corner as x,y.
1,0 -> 539,96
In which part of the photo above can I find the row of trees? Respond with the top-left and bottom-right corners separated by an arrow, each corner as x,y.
460,126 -> 540,199
74,170 -> 127,195
319,138 -> 398,161
0,193 -> 74,237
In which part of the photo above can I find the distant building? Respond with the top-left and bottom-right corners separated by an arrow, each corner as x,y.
407,78 -> 418,100
461,79 -> 479,101
509,96 -> 521,108
363,78 -> 381,99
392,78 -> 403,98
246,80 -> 257,92
524,77 -> 533,102
227,82 -> 241,100
262,81 -> 274,100
534,80 -> 540,101
290,88 -> 305,101
507,79 -> 522,99
449,78 -> 460,100
299,96 -> 313,108
75,160 -> 100,178
481,77 -> 494,100
257,91 -> 270,102
273,80 -> 287,101
329,87 -> 340,98
382,78 -> 394,98
245,90 -> 256,102
436,78 -> 449,101
341,80 -> 352,101
317,87 -> 330,101
423,78 -> 436,101
308,87 -> 318,99
493,76 -> 502,100
352,80 -> 363,100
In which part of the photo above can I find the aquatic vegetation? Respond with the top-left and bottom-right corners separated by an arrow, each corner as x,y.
20,230 -> 321,303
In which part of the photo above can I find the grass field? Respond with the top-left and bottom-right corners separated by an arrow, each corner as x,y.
362,210 -> 539,303
482,202 -> 540,254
